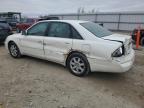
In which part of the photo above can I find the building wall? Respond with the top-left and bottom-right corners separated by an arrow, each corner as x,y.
50,12 -> 144,31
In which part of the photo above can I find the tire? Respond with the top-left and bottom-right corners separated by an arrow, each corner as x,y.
67,53 -> 90,77
8,42 -> 21,58
140,37 -> 144,46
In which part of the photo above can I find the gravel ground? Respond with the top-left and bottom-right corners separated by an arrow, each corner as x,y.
0,44 -> 144,108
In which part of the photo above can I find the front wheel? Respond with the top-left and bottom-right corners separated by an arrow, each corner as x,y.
67,53 -> 90,77
8,42 -> 21,58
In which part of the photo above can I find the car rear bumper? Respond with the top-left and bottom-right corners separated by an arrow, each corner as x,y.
88,49 -> 135,73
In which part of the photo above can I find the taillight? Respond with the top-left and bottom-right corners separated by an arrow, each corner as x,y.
112,46 -> 124,57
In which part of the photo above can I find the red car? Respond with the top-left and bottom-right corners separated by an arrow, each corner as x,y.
16,18 -> 37,33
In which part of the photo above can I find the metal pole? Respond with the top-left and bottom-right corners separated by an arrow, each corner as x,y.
62,15 -> 64,20
117,13 -> 121,30
77,14 -> 79,20
95,13 -> 97,23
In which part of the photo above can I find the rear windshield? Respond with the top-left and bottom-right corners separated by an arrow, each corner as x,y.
80,22 -> 113,38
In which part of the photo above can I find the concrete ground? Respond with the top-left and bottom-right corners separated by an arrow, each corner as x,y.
0,44 -> 144,108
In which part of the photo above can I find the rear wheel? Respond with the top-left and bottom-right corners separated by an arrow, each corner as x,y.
67,53 -> 90,77
8,42 -> 21,58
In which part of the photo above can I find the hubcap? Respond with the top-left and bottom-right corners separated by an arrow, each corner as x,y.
70,57 -> 85,74
10,44 -> 18,57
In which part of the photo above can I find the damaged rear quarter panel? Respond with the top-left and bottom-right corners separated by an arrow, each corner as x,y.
72,39 -> 122,61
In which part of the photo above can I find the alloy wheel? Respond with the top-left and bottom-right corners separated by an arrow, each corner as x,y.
70,57 -> 85,74
10,44 -> 18,57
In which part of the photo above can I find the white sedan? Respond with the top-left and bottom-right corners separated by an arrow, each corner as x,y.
5,20 -> 135,77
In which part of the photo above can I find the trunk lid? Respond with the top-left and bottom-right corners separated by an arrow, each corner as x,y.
102,34 -> 132,55
102,34 -> 131,43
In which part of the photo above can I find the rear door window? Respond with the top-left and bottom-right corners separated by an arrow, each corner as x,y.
71,27 -> 83,39
48,22 -> 71,38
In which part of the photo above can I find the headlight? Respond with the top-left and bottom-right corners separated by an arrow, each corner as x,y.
112,46 -> 124,57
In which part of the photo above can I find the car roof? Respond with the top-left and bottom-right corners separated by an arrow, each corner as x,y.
38,20 -> 89,24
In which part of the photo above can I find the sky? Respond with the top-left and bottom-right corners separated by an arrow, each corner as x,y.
0,0 -> 144,17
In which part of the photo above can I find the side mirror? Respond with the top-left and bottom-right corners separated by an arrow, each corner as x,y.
22,30 -> 27,35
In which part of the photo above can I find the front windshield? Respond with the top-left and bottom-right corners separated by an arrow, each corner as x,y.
80,22 -> 113,37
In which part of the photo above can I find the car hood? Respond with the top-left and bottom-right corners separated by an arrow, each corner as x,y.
102,33 -> 131,43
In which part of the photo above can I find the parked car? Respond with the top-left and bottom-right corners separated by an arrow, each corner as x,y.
16,17 -> 59,33
6,18 -> 18,29
131,29 -> 144,46
16,18 -> 37,33
0,20 -> 13,43
38,17 -> 59,21
5,20 -> 135,77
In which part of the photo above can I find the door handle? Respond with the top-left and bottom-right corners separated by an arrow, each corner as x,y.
65,42 -> 70,44
43,43 -> 46,45
37,41 -> 42,43
43,43 -> 52,46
